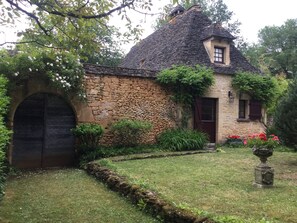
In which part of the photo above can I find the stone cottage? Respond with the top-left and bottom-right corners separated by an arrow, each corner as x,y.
120,5 -> 265,142
7,5 -> 265,168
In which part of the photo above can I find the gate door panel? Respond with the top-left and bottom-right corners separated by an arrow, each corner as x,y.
43,94 -> 76,167
12,93 -> 76,168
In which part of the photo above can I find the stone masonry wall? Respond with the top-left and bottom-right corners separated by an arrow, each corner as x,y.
80,71 -> 177,145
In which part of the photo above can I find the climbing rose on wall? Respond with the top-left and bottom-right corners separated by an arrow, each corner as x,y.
0,49 -> 85,99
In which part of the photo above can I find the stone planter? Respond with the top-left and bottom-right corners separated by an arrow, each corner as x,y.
225,138 -> 243,147
252,146 -> 274,188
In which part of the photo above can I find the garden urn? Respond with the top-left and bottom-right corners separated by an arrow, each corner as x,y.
252,146 -> 274,188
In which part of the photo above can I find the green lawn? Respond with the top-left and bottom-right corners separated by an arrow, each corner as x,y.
0,169 -> 159,223
113,148 -> 297,223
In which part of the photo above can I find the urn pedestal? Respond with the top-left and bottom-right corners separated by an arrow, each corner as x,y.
252,147 -> 274,188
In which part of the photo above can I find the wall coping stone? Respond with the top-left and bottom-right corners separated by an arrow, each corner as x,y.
83,64 -> 158,78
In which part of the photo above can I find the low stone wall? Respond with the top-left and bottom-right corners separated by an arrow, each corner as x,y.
86,160 -> 215,223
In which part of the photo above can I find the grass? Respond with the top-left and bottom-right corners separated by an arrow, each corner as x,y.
112,148 -> 297,223
0,169 -> 159,223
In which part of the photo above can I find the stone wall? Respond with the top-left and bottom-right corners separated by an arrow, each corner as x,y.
82,74 -> 177,144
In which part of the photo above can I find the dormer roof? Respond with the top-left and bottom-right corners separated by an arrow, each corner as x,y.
200,23 -> 236,41
120,6 -> 259,74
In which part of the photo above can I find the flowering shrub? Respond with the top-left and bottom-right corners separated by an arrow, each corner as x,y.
225,135 -> 243,147
245,133 -> 280,149
0,49 -> 85,99
227,135 -> 241,139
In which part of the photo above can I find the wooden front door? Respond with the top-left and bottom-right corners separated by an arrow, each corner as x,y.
194,98 -> 217,143
12,93 -> 76,169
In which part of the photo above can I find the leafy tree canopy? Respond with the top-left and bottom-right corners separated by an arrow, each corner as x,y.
243,19 -> 297,79
0,0 -> 151,64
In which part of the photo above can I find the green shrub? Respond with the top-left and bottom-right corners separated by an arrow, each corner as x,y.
0,149 -> 5,199
71,123 -> 104,155
0,75 -> 11,200
157,128 -> 208,151
274,78 -> 297,149
111,119 -> 152,147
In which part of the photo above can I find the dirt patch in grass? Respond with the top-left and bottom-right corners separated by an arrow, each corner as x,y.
279,172 -> 297,180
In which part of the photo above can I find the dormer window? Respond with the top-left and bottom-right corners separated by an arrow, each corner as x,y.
214,47 -> 224,63
201,24 -> 236,66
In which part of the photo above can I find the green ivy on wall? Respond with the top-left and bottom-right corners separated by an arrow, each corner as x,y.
232,72 -> 277,106
156,65 -> 214,106
0,49 -> 85,99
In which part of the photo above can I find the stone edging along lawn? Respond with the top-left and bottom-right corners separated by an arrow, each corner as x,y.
86,151 -> 216,223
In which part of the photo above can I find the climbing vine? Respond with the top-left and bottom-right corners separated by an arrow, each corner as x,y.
0,49 -> 85,99
157,65 -> 214,128
156,65 -> 214,106
232,72 -> 277,105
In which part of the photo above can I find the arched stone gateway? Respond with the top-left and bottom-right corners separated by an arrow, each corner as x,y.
12,93 -> 76,169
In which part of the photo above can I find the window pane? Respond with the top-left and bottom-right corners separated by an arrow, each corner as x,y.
239,100 -> 246,119
201,99 -> 216,121
214,47 -> 224,63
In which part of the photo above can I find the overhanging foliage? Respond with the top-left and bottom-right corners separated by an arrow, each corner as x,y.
232,72 -> 277,105
0,49 -> 85,99
156,65 -> 214,106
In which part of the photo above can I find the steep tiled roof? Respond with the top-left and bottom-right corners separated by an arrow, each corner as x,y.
120,6 -> 259,74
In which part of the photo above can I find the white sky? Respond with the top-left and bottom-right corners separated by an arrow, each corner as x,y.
224,0 -> 297,43
1,0 -> 297,51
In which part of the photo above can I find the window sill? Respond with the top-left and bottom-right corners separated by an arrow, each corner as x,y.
237,118 -> 250,122
213,62 -> 230,67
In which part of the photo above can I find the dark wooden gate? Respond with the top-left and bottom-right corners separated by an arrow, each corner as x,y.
194,98 -> 217,143
12,93 -> 76,169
